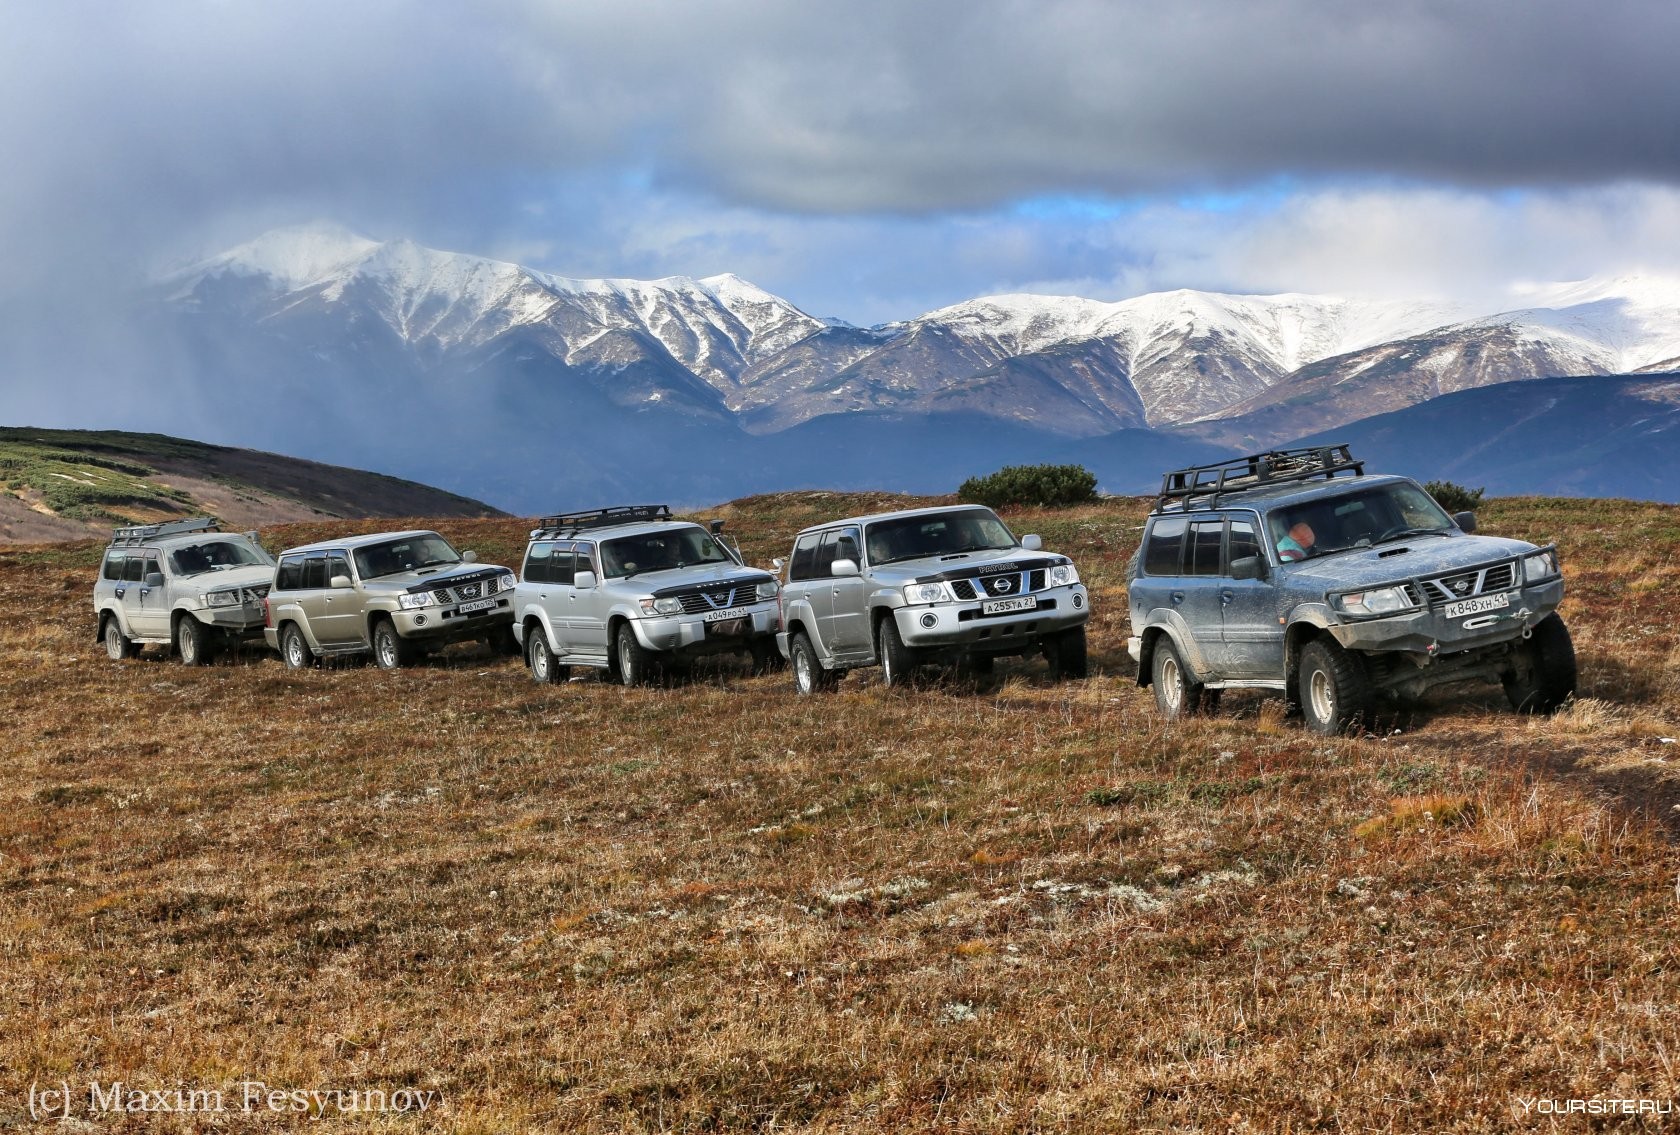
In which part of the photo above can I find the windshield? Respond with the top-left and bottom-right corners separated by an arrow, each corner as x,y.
1270,483 -> 1454,561
865,508 -> 1017,565
168,538 -> 274,576
353,534 -> 461,579
600,527 -> 733,579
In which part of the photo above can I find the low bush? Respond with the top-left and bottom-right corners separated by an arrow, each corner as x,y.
1424,479 -> 1485,514
958,463 -> 1097,509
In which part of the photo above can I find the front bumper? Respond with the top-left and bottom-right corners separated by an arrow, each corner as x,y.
895,584 -> 1089,651
201,604 -> 268,636
634,603 -> 779,654
1326,581 -> 1563,656
390,597 -> 515,642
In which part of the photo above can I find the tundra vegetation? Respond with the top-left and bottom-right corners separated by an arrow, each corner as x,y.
2,490 -> 1679,1131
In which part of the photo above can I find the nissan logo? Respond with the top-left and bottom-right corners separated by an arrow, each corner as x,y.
993,577 -> 1014,593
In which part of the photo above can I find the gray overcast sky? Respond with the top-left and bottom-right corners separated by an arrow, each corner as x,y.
5,0 -> 1680,324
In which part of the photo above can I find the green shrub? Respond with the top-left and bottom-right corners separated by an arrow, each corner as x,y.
1424,480 -> 1485,514
958,463 -> 1098,509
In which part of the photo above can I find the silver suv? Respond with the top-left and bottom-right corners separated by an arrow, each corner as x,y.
93,518 -> 275,664
777,504 -> 1090,692
264,530 -> 516,670
512,505 -> 780,685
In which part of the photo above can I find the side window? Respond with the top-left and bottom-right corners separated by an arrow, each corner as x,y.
550,543 -> 577,587
140,553 -> 162,581
301,554 -> 328,590
573,543 -> 594,579
102,552 -> 126,581
275,556 -> 303,591
1142,518 -> 1187,576
814,530 -> 844,577
1228,520 -> 1261,570
523,541 -> 553,585
325,553 -> 350,583
1188,521 -> 1224,577
788,533 -> 821,582
833,526 -> 862,568
123,554 -> 145,583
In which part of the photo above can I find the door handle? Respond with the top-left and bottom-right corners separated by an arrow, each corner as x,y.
1170,591 -> 1185,604
115,588 -> 126,598
1220,590 -> 1235,604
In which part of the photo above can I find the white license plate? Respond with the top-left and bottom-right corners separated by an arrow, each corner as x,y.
458,597 -> 497,614
982,595 -> 1038,615
704,605 -> 751,623
1444,592 -> 1509,619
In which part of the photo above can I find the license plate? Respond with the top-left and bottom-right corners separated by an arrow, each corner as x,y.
703,605 -> 751,623
458,597 -> 497,614
982,595 -> 1038,615
1444,592 -> 1509,619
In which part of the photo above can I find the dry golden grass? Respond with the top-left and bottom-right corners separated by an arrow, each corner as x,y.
2,495 -> 1680,1130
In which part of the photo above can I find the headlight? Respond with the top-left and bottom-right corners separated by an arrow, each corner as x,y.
1523,551 -> 1559,583
204,589 -> 241,608
1049,563 -> 1080,587
499,572 -> 516,591
1333,586 -> 1416,617
638,597 -> 684,615
756,580 -> 780,601
903,582 -> 954,604
399,592 -> 433,610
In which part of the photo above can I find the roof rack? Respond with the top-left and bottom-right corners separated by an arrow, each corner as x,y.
1154,444 -> 1363,512
109,517 -> 221,546
533,504 -> 673,537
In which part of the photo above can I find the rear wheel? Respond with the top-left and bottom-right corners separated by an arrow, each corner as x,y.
1298,639 -> 1370,735
790,631 -> 838,694
176,615 -> 215,666
1046,625 -> 1088,681
1151,638 -> 1218,719
616,623 -> 652,687
372,618 -> 414,671
280,623 -> 313,670
103,617 -> 138,661
877,617 -> 918,688
1503,614 -> 1577,713
527,626 -> 566,684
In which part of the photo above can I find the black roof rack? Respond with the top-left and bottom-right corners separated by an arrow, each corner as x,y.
532,504 -> 673,537
109,517 -> 221,546
1153,444 -> 1363,513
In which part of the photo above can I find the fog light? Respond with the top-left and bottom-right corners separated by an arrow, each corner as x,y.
920,613 -> 937,629
1072,594 -> 1085,609
413,614 -> 427,626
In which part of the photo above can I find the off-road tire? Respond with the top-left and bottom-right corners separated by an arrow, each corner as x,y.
103,617 -> 138,661
878,617 -> 918,688
1298,638 -> 1371,735
372,617 -> 415,671
790,630 -> 839,694
1151,637 -> 1217,719
616,623 -> 652,687
527,626 -> 566,684
1503,613 -> 1578,714
1046,625 -> 1089,681
176,615 -> 216,666
280,623 -> 314,671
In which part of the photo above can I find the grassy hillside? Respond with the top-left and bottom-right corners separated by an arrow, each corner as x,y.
2,493 -> 1678,1130
0,427 -> 502,543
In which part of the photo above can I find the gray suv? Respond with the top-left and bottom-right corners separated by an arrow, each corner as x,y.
512,505 -> 780,685
1127,445 -> 1575,733
777,504 -> 1090,692
264,530 -> 516,670
93,517 -> 274,664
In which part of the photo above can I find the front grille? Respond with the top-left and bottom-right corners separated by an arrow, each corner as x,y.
951,579 -> 977,600
950,571 -> 1048,600
675,585 -> 754,614
1419,561 -> 1518,605
241,585 -> 270,603
432,576 -> 502,606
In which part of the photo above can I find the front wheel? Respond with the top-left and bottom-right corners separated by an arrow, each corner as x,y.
790,631 -> 839,694
103,617 -> 138,661
877,617 -> 919,688
372,618 -> 414,671
280,623 -> 314,671
176,616 -> 215,666
1503,614 -> 1577,713
1151,637 -> 1217,719
1046,625 -> 1088,681
616,623 -> 652,687
527,626 -> 566,684
1298,639 -> 1370,735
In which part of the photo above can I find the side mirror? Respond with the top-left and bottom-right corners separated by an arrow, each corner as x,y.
831,558 -> 861,578
1453,511 -> 1478,534
462,550 -> 479,563
772,557 -> 785,572
330,575 -> 352,589
574,570 -> 597,589
710,519 -> 725,534
1230,555 -> 1264,581
1021,534 -> 1043,551
143,572 -> 165,588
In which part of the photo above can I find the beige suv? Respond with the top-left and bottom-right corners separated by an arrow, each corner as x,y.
264,529 -> 516,669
